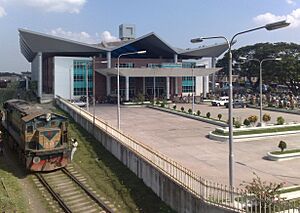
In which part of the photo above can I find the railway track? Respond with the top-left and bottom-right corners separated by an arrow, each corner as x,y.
35,165 -> 115,213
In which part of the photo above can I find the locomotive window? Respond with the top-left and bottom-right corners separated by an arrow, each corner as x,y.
36,122 -> 45,128
27,125 -> 33,133
51,121 -> 57,127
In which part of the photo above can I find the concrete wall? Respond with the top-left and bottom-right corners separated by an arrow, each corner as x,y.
57,100 -> 236,213
54,57 -> 92,100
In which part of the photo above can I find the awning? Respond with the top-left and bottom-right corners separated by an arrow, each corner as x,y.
96,68 -> 222,77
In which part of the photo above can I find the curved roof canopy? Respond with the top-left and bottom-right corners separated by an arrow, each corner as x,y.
19,29 -> 107,62
19,28 -> 229,62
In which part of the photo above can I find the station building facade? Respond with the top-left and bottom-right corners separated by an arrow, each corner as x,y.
19,25 -> 228,102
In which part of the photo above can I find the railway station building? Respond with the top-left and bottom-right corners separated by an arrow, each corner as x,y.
19,25 -> 229,103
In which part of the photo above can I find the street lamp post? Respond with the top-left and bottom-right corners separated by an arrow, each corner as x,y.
191,20 -> 289,193
239,57 -> 282,125
117,50 -> 147,130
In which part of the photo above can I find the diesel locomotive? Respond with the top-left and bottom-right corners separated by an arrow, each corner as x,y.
3,99 -> 70,171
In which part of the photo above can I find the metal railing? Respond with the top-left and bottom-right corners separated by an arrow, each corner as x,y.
56,97 -> 300,213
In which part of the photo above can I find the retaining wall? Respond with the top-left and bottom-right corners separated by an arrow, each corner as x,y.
56,99 -> 236,213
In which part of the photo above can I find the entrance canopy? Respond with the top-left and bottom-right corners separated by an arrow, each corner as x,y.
96,68 -> 222,77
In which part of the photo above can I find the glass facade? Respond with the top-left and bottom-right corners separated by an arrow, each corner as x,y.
182,76 -> 195,93
73,60 -> 93,96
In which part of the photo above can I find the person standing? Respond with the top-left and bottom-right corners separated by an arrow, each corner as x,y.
70,138 -> 78,161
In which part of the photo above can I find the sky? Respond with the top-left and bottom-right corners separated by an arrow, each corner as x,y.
0,0 -> 299,73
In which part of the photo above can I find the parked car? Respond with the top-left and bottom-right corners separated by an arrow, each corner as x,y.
225,100 -> 247,108
211,96 -> 229,106
71,99 -> 87,107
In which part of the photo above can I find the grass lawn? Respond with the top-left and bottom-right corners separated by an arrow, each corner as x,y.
213,125 -> 300,136
270,149 -> 300,155
0,149 -> 29,212
54,106 -> 174,213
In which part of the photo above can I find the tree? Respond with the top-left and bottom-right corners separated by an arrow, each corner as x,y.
248,115 -> 258,126
262,113 -> 271,123
206,112 -> 211,118
240,173 -> 285,211
197,110 -> 201,116
188,108 -> 193,114
181,106 -> 185,112
217,113 -> 222,120
173,105 -> 177,110
277,116 -> 285,125
243,118 -> 250,127
216,42 -> 300,96
278,140 -> 287,152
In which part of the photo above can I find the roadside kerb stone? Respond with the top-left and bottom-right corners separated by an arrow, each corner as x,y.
147,105 -> 228,127
209,129 -> 300,142
267,151 -> 300,161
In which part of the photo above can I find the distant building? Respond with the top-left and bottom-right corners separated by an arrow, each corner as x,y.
19,24 -> 229,102
0,72 -> 21,82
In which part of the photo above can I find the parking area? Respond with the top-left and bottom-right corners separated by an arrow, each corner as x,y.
90,104 -> 300,187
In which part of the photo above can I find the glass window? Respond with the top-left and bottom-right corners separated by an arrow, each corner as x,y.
27,125 -> 33,133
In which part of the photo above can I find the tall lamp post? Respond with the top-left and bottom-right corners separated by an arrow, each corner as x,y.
239,57 -> 282,125
117,50 -> 147,130
191,20 -> 289,193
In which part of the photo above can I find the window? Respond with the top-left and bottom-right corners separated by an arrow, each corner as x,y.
73,60 -> 93,96
182,76 -> 195,93
115,63 -> 134,68
27,125 -> 33,133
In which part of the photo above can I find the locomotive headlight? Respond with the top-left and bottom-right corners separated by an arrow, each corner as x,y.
46,113 -> 51,122
33,156 -> 41,164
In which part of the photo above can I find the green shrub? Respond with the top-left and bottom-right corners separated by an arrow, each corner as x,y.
277,116 -> 285,125
263,113 -> 271,123
173,105 -> 177,110
278,140 -> 287,152
197,110 -> 201,116
234,120 -> 242,128
206,112 -> 211,118
243,118 -> 250,126
188,108 -> 193,114
181,106 -> 185,112
268,103 -> 273,107
160,103 -> 165,108
156,100 -> 160,105
217,113 -> 222,120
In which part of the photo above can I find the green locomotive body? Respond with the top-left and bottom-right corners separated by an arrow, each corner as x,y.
3,99 -> 70,171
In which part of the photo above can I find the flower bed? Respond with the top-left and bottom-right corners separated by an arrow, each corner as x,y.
267,149 -> 300,161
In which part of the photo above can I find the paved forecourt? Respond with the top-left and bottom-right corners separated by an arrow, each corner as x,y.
90,104 -> 300,187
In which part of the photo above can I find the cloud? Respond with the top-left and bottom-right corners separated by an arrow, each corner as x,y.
24,0 -> 86,13
100,31 -> 120,43
254,8 -> 300,28
286,0 -> 296,5
49,28 -> 97,43
48,28 -> 120,44
0,6 -> 6,17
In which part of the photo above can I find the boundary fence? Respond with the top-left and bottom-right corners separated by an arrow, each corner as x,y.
56,97 -> 299,213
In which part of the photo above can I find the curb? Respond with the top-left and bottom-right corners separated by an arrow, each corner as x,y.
147,105 -> 228,127
209,130 -> 300,142
266,151 -> 300,161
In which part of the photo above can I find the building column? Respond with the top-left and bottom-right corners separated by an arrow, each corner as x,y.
38,52 -> 42,98
211,57 -> 217,93
196,76 -> 203,96
175,77 -> 178,95
203,76 -> 209,98
125,76 -> 129,101
174,54 -> 178,63
106,51 -> 111,96
143,77 -> 146,95
106,76 -> 111,96
166,77 -> 170,99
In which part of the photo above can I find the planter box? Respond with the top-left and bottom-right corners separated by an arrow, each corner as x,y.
267,151 -> 300,161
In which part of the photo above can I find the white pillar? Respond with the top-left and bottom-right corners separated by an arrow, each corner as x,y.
166,77 -> 170,99
125,76 -> 129,101
211,57 -> 217,93
174,54 -> 178,63
196,76 -> 203,96
203,76 -> 209,98
143,77 -> 146,95
107,51 -> 111,69
38,52 -> 42,98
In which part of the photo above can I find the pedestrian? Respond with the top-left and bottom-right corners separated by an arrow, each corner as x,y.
70,138 -> 78,161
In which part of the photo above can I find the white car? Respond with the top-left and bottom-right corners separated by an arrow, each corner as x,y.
71,100 -> 86,108
211,96 -> 229,106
